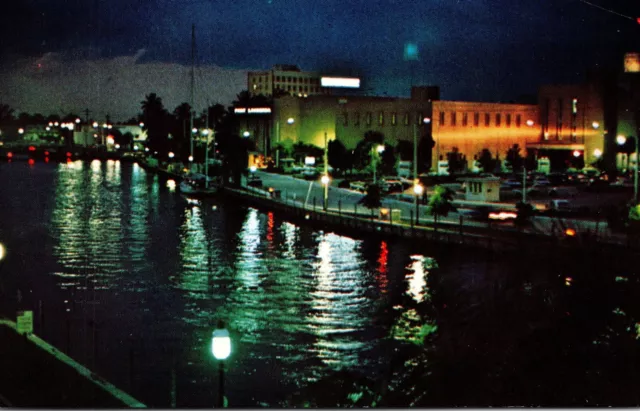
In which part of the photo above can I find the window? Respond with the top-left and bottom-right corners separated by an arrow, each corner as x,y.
354,112 -> 360,126
439,111 -> 445,126
366,112 -> 372,126
451,112 -> 457,126
484,113 -> 490,126
516,114 -> 521,127
378,111 -> 384,126
416,112 -> 423,125
495,113 -> 501,127
258,77 -> 262,82
506,114 -> 511,127
474,112 -> 480,126
572,98 -> 577,114
462,112 -> 468,127
404,113 -> 409,126
275,76 -> 280,81
391,112 -> 397,126
343,112 -> 348,126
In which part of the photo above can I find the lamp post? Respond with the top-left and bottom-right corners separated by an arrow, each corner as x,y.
372,144 -> 384,184
617,135 -> 639,203
211,321 -> 231,408
413,182 -> 424,225
322,131 -> 330,210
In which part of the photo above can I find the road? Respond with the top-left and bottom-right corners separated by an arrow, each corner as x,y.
249,170 -> 624,242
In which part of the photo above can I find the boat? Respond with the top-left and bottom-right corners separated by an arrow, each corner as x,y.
177,24 -> 222,198
179,173 -> 221,196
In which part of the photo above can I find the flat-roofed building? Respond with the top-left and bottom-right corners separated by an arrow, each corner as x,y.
248,65 -> 329,97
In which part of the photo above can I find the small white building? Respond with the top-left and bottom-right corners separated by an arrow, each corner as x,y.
460,176 -> 501,202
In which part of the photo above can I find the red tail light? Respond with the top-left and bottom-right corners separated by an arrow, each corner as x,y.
7,152 -> 12,159
28,146 -> 35,151
66,152 -> 72,157
28,159 -> 35,165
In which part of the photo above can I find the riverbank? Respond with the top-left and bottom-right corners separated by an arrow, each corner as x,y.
221,184 -> 639,256
0,319 -> 144,407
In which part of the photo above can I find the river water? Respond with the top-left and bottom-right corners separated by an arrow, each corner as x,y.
0,160 -> 638,407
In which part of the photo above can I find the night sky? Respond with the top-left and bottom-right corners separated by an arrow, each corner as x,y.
0,0 -> 639,119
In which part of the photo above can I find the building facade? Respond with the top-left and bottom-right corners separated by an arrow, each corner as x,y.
248,65 -> 330,97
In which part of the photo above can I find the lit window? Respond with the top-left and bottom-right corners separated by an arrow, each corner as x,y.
378,112 -> 384,126
572,98 -> 577,114
404,113 -> 409,126
391,112 -> 397,126
366,112 -> 372,125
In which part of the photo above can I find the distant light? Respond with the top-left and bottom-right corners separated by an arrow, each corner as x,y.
18,128 -> 24,134
321,175 -> 330,185
28,146 -> 35,151
28,158 -> 34,166
192,128 -> 198,133
166,179 -> 176,190
617,135 -> 627,145
93,122 -> 98,128
48,122 -> 53,127
573,150 -> 581,157
107,124 -> 113,129
592,121 -> 600,129
115,144 -> 121,149
54,122 -> 59,127
526,120 -> 534,127
413,183 -> 424,195
423,117 -> 431,124
247,107 -> 271,114
565,228 -> 576,237
565,276 -> 573,286
376,144 -> 385,153
243,131 -> 250,137
139,122 -> 144,127
202,129 -> 210,136
287,117 -> 295,125
168,152 -> 175,158
102,123 -> 108,128
188,155 -> 193,162
106,136 -> 115,145
7,152 -> 12,159
234,108 -> 247,114
66,152 -> 72,157
46,127 -> 51,131
320,77 -> 361,88
75,118 -> 81,124
593,149 -> 602,158
250,165 -> 257,172
304,156 -> 316,166
0,243 -> 5,261
133,146 -> 139,151
145,147 -> 150,152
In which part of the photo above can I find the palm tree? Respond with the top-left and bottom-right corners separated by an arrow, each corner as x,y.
427,185 -> 454,231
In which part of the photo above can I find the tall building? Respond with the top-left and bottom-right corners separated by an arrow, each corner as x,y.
247,65 -> 331,97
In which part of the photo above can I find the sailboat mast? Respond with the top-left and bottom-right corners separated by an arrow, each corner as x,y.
189,23 -> 195,164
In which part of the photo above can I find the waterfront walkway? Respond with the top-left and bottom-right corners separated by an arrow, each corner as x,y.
0,319 -> 145,408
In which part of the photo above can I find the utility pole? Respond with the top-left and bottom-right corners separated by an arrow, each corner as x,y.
413,123 -> 419,223
189,24 -> 195,167
275,120 -> 280,168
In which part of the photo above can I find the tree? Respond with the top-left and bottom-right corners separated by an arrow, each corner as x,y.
515,201 -> 535,227
506,144 -> 524,172
477,149 -> 497,173
0,104 -> 15,124
328,139 -> 348,172
396,140 -> 413,161
417,134 -> 435,173
359,184 -> 382,209
446,147 -> 466,174
353,131 -> 385,171
141,93 -> 170,157
427,185 -> 455,227
292,142 -> 322,163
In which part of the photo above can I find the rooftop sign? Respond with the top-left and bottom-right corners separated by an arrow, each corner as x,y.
320,77 -> 361,88
234,107 -> 272,114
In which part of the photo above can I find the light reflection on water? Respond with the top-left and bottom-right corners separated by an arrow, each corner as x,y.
1,161 -> 638,407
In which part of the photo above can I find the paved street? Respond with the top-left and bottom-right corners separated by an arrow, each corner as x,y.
250,170 -> 627,243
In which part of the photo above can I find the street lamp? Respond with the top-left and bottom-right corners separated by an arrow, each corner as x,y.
413,182 -> 424,225
321,174 -> 330,211
243,131 -> 250,138
212,321 -> 231,408
616,135 -> 638,203
0,243 -> 5,261
372,144 -> 385,184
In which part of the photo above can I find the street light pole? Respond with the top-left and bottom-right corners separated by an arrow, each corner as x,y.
275,120 -> 280,168
323,132 -> 329,210
634,137 -> 638,203
211,321 -> 231,408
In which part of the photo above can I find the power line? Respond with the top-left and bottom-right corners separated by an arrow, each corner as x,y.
577,0 -> 635,21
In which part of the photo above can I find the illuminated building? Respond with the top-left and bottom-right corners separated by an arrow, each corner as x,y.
248,65 -> 329,97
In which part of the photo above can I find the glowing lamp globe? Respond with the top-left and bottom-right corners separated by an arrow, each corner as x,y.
413,184 -> 424,195
617,135 -> 627,145
212,327 -> 231,360
321,175 -> 330,185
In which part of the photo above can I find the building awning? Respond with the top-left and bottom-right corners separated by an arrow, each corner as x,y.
526,143 -> 584,150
